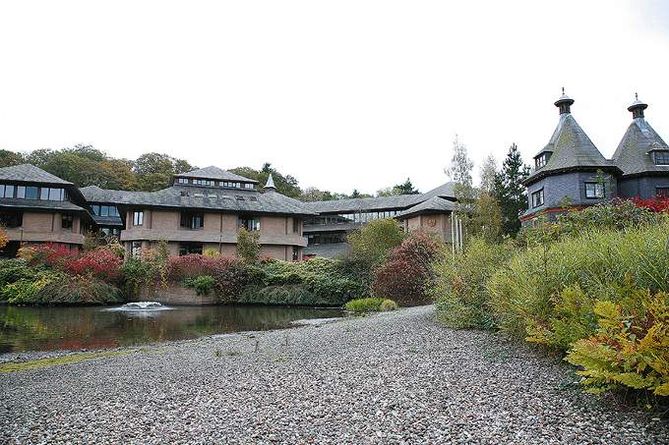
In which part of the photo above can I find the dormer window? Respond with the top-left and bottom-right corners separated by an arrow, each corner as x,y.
535,153 -> 550,169
653,151 -> 669,166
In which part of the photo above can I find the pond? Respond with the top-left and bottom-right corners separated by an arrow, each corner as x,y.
0,304 -> 343,354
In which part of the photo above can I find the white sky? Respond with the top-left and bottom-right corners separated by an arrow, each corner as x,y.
1,1 -> 668,194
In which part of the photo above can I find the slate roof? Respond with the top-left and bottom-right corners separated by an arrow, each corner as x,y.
304,182 -> 457,214
0,164 -> 73,185
79,186 -> 141,203
175,166 -> 258,183
80,185 -> 316,216
396,196 -> 457,218
525,113 -> 619,185
612,116 -> 669,177
0,198 -> 86,212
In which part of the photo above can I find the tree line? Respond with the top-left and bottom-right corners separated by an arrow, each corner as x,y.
0,145 -> 420,201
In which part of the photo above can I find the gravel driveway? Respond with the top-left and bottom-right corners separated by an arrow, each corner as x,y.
1,305 -> 667,444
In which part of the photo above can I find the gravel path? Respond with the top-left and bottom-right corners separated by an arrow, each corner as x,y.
1,305 -> 667,444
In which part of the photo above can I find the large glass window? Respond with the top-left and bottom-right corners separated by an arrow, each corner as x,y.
180,212 -> 204,230
239,216 -> 261,231
531,189 -> 544,208
133,211 -> 144,226
24,186 -> 39,200
585,182 -> 605,199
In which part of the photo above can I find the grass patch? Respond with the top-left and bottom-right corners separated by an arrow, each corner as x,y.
0,350 -> 131,373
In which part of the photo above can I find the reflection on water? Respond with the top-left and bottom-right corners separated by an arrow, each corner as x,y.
0,304 -> 342,353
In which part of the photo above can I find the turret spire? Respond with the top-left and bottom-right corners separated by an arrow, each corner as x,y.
628,92 -> 648,119
264,173 -> 276,191
554,87 -> 574,115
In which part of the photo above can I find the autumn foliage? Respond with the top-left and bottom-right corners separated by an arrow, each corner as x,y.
372,230 -> 441,306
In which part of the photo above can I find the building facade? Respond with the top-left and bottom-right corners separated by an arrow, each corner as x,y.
303,183 -> 463,258
0,164 -> 91,257
521,92 -> 669,223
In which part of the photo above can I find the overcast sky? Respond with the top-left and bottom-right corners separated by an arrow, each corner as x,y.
1,1 -> 668,194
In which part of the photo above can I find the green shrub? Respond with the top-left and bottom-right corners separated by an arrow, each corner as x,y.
379,299 -> 399,311
488,222 -> 669,349
1,270 -> 58,303
254,258 -> 365,306
345,297 -> 398,313
433,238 -> 515,329
184,275 -> 216,296
35,275 -> 123,304
238,284 -> 319,305
566,290 -> 669,396
0,259 -> 39,288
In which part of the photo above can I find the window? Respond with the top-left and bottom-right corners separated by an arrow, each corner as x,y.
244,183 -> 254,189
292,246 -> 299,261
535,153 -> 549,169
293,218 -> 300,234
654,151 -> 669,166
239,217 -> 261,231
133,211 -> 144,226
531,189 -> 544,208
101,227 -> 121,238
193,179 -> 215,186
585,182 -> 605,199
131,241 -> 142,258
61,214 -> 74,230
92,205 -> 119,217
178,243 -> 203,256
24,186 -> 39,200
657,187 -> 669,198
176,178 -> 189,184
0,184 -> 14,198
0,210 -> 22,228
180,212 -> 204,230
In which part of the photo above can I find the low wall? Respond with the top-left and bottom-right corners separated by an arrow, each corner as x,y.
137,284 -> 218,305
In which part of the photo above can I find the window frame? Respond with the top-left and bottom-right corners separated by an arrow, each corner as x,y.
133,210 -> 144,226
61,214 -> 74,230
531,188 -> 544,208
239,216 -> 261,231
180,211 -> 204,230
654,151 -> 669,166
656,187 -> 669,198
584,182 -> 605,199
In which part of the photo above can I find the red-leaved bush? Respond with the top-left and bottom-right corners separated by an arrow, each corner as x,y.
20,243 -> 123,283
372,230 -> 442,306
22,243 -> 76,268
631,197 -> 669,213
65,248 -> 123,282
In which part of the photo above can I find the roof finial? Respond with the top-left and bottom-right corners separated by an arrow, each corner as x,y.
628,92 -> 648,119
554,88 -> 574,115
264,173 -> 277,191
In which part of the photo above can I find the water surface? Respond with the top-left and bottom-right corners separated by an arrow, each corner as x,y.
0,304 -> 342,353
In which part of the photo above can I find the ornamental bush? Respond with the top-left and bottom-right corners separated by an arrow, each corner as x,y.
433,237 -> 515,329
184,275 -> 216,296
566,289 -> 669,396
344,297 -> 398,313
372,230 -> 442,306
64,247 -> 123,282
488,221 -> 669,349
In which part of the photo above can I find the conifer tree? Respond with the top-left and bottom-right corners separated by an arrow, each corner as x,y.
493,143 -> 530,236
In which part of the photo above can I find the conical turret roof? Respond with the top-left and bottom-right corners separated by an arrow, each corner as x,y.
525,92 -> 618,185
612,95 -> 669,177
